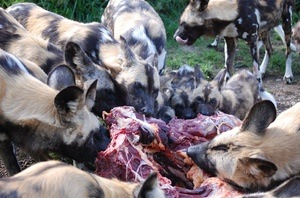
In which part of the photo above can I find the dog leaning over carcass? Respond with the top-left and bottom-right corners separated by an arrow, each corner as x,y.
6,2 -> 161,117
174,0 -> 295,84
101,0 -> 167,75
191,68 -> 277,120
187,100 -> 300,193
0,160 -> 165,198
0,49 -> 110,176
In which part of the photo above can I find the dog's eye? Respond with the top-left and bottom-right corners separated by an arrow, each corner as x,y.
195,97 -> 203,103
134,82 -> 143,89
210,98 -> 217,105
211,144 -> 228,151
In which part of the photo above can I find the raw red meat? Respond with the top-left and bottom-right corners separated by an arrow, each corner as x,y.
95,106 -> 242,197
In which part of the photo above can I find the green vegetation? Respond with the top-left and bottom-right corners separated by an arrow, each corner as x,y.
1,0 -> 300,78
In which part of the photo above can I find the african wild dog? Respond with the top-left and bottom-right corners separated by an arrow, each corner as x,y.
7,2 -> 161,116
174,0 -> 295,84
101,0 -> 167,75
192,68 -> 277,120
187,100 -> 300,193
162,65 -> 203,119
0,49 -> 110,175
0,160 -> 165,198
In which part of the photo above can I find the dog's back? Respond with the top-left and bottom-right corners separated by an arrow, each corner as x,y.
0,161 -> 165,198
102,0 -> 167,74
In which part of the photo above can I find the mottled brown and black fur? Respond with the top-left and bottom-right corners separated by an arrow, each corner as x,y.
187,100 -> 300,193
101,0 -> 167,74
0,50 -> 109,176
174,0 -> 295,84
192,68 -> 276,120
162,65 -> 203,119
0,160 -> 165,198
0,7 -> 63,74
7,3 -> 161,116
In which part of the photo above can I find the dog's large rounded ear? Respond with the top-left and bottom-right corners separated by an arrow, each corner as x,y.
191,0 -> 209,12
239,157 -> 277,178
47,65 -> 76,90
85,79 -> 97,111
194,64 -> 204,86
212,68 -> 226,90
54,86 -> 84,123
64,41 -> 94,73
119,36 -> 135,67
241,100 -> 277,135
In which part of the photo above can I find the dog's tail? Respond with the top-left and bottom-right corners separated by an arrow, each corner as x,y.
259,87 -> 277,109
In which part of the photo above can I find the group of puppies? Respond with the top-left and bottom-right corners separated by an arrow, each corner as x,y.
0,0 -> 299,197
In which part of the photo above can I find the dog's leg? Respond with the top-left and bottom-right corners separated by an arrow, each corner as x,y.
282,1 -> 294,84
0,139 -> 21,176
224,37 -> 237,78
248,34 -> 262,85
274,24 -> 297,52
260,32 -> 273,78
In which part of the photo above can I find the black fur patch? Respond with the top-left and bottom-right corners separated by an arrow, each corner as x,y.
0,191 -> 20,198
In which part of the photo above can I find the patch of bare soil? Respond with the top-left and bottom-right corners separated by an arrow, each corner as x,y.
0,74 -> 299,178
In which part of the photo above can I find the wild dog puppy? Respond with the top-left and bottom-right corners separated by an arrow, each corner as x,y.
164,65 -> 203,119
192,68 -> 276,120
0,160 -> 165,198
101,0 -> 167,75
0,50 -> 110,175
0,8 -> 64,74
187,100 -> 300,193
7,3 -> 161,116
174,0 -> 295,84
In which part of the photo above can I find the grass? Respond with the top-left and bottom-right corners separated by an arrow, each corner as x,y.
1,0 -> 300,79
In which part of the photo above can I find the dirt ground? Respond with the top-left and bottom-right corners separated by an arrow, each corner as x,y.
0,73 -> 299,178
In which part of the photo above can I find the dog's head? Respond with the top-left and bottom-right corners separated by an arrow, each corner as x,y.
173,0 -> 238,45
187,100 -> 278,192
168,65 -> 203,119
191,68 -> 226,116
114,37 -> 160,117
62,41 -> 124,116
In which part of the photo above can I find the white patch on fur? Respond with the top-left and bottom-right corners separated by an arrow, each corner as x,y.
158,49 -> 166,73
260,50 -> 269,74
254,9 -> 261,26
242,32 -> 249,39
284,53 -> 293,78
0,134 -> 8,141
259,89 -> 277,109
237,18 -> 243,24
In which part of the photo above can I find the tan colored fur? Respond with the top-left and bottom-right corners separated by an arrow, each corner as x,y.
193,101 -> 300,190
0,161 -> 165,198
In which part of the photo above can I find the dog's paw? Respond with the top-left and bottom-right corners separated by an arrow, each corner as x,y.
283,76 -> 294,84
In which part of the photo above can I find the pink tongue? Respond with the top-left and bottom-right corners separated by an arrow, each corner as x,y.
175,36 -> 188,45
